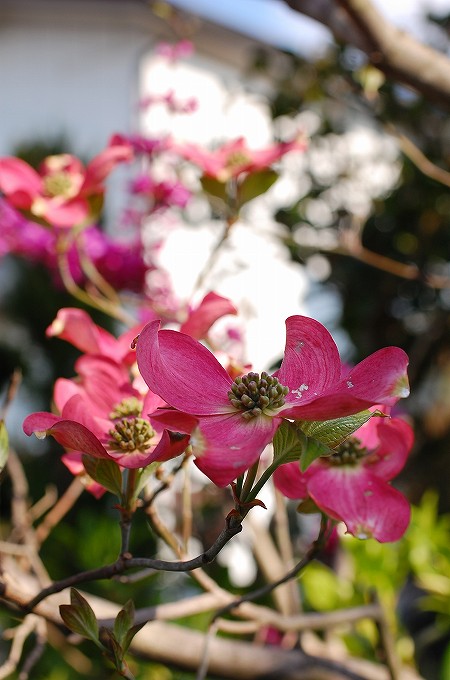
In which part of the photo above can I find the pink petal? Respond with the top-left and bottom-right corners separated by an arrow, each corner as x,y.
23,412 -> 110,460
362,417 -> 414,480
0,157 -> 41,203
83,140 -> 133,192
276,315 -> 341,406
180,291 -> 237,339
192,412 -> 280,487
135,321 -> 233,415
42,196 -> 90,228
339,347 -> 410,406
307,466 -> 411,542
282,347 -> 410,420
46,307 -> 115,354
273,462 -> 310,500
147,407 -> 199,435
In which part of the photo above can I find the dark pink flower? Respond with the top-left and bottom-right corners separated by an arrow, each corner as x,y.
0,137 -> 133,228
135,315 -> 410,487
23,355 -> 189,471
273,409 -> 414,542
172,136 -> 307,182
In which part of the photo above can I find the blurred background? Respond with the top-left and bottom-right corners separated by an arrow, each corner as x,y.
1,1 -> 450,678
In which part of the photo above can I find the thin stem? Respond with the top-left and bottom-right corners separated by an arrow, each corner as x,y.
24,517 -> 243,611
239,461 -> 260,504
191,215 -> 237,295
210,514 -> 331,623
244,458 -> 280,503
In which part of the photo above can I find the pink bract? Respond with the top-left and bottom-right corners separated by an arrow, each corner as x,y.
273,409 -> 414,542
46,307 -> 143,366
135,315 -> 410,487
0,136 -> 133,229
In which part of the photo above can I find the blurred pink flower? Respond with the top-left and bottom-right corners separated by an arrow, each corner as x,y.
0,137 -> 133,229
130,174 -> 191,209
274,408 -> 414,542
172,135 -> 307,182
155,39 -> 194,62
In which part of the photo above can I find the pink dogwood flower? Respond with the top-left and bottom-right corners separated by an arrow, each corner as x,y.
135,315 -> 410,487
273,408 -> 414,542
0,137 -> 133,228
23,355 -> 189,472
172,136 -> 306,183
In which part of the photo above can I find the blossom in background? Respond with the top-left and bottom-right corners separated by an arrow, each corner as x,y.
0,137 -> 133,229
0,199 -> 149,294
273,408 -> 414,542
172,135 -> 307,183
23,354 -> 189,473
155,39 -> 194,62
139,90 -> 198,115
130,174 -> 191,210
135,315 -> 410,487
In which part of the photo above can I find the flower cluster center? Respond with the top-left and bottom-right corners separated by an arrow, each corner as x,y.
108,416 -> 155,453
109,397 -> 143,420
327,438 -> 367,466
108,398 -> 153,453
43,172 -> 76,198
228,371 -> 289,420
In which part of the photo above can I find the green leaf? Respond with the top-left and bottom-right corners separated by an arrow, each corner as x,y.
59,588 -> 99,644
296,410 -> 375,449
135,462 -> 160,496
0,420 -> 9,474
300,437 -> 333,472
114,600 -> 134,649
121,621 -> 147,654
272,420 -> 306,464
236,169 -> 278,208
199,176 -> 228,202
82,455 -> 123,497
99,627 -> 125,671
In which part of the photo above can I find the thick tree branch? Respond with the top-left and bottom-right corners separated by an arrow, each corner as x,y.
283,0 -> 450,107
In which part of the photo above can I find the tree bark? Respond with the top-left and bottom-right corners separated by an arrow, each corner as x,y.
283,0 -> 450,108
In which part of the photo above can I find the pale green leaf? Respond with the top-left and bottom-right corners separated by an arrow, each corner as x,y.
0,420 -> 9,473
300,437 -> 333,472
237,169 -> 278,208
273,420 -> 306,464
296,410 -> 374,449
60,589 -> 99,644
82,455 -> 123,497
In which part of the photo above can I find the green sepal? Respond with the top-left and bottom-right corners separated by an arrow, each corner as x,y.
300,437 -> 334,472
236,168 -> 278,208
272,420 -> 306,464
59,588 -> 100,645
82,455 -> 123,498
296,410 -> 375,449
0,420 -> 9,474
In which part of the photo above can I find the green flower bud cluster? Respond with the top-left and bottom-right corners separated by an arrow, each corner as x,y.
228,371 -> 289,420
109,397 -> 143,420
327,437 -> 367,466
108,417 -> 155,453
